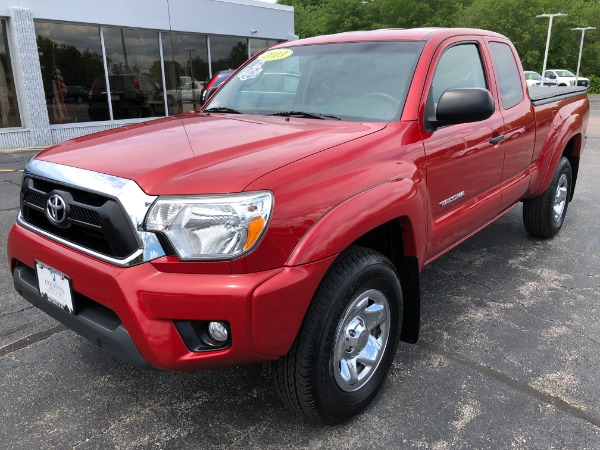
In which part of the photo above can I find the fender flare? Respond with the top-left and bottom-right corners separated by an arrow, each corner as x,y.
529,112 -> 582,197
287,178 -> 426,267
251,179 -> 426,356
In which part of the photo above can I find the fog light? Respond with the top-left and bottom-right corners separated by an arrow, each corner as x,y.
208,321 -> 229,342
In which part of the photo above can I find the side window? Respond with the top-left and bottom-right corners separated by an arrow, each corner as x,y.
430,43 -> 487,106
489,42 -> 523,109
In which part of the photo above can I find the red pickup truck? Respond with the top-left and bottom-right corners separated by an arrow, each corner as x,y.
9,28 -> 589,424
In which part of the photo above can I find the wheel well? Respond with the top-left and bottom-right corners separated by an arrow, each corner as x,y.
351,219 -> 420,344
562,135 -> 581,201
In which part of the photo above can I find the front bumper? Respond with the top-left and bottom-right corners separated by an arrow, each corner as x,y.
8,223 -> 334,370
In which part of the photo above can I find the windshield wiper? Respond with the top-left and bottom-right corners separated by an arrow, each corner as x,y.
204,107 -> 242,114
271,111 -> 342,120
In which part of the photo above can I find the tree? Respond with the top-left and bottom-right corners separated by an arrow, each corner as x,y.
278,0 -> 600,80
277,0 -> 474,38
458,0 -> 600,76
37,35 -> 103,93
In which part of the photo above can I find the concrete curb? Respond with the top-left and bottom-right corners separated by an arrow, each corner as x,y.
0,147 -> 45,154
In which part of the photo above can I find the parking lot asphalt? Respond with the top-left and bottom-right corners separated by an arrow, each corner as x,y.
1,99 -> 600,449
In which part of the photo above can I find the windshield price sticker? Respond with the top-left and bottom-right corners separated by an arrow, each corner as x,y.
36,261 -> 74,314
258,49 -> 293,61
239,60 -> 265,80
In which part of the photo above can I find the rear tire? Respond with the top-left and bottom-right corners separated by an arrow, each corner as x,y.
272,246 -> 402,424
523,156 -> 572,238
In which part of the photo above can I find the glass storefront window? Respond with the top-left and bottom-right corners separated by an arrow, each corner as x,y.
34,22 -> 280,124
249,38 -> 279,57
210,35 -> 248,79
162,32 -> 209,114
35,22 -> 104,125
101,28 -> 165,120
0,20 -> 20,128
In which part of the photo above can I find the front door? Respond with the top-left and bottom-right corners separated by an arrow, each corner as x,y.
420,38 -> 505,260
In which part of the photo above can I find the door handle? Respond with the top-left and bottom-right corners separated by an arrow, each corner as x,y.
489,134 -> 505,144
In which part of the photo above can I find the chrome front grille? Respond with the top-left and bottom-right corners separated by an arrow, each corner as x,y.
20,176 -> 138,258
18,159 -> 166,266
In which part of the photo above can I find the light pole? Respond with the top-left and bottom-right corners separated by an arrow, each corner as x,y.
572,27 -> 595,85
189,49 -> 197,111
537,13 -> 567,86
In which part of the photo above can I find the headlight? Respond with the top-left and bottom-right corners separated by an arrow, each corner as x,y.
145,191 -> 273,260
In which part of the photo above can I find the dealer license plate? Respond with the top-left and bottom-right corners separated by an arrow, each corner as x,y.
35,261 -> 74,314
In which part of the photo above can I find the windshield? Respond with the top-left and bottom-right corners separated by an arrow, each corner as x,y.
555,70 -> 575,77
204,41 -> 425,122
525,72 -> 541,81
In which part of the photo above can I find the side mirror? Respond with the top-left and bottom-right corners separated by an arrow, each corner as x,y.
202,87 -> 218,104
431,88 -> 495,130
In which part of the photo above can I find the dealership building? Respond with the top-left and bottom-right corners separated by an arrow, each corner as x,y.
0,0 -> 294,149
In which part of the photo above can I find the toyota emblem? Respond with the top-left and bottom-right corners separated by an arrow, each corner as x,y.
46,194 -> 67,225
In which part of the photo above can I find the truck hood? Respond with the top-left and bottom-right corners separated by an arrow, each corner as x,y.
38,114 -> 386,195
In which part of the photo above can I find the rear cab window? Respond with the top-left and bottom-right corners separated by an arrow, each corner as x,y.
488,42 -> 523,109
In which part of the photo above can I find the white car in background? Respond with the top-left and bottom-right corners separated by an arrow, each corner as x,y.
543,69 -> 590,88
524,71 -> 543,87
165,80 -> 204,106
178,80 -> 204,102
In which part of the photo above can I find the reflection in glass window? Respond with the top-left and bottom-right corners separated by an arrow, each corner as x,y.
0,20 -> 20,128
489,42 -> 523,110
100,28 -> 165,120
249,38 -> 279,57
210,36 -> 248,76
36,22 -> 104,125
162,32 -> 209,114
430,44 -> 487,106
209,41 -> 424,122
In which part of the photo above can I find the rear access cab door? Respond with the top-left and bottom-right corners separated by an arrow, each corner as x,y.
484,38 -> 536,211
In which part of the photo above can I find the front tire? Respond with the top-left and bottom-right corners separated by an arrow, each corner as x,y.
272,246 -> 402,424
523,156 -> 572,238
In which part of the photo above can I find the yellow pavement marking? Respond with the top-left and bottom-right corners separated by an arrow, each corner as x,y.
0,169 -> 23,172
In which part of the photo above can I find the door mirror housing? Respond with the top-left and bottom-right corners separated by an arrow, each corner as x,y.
429,88 -> 495,130
202,87 -> 218,104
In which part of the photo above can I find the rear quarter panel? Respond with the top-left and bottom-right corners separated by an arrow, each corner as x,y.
528,94 -> 589,197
